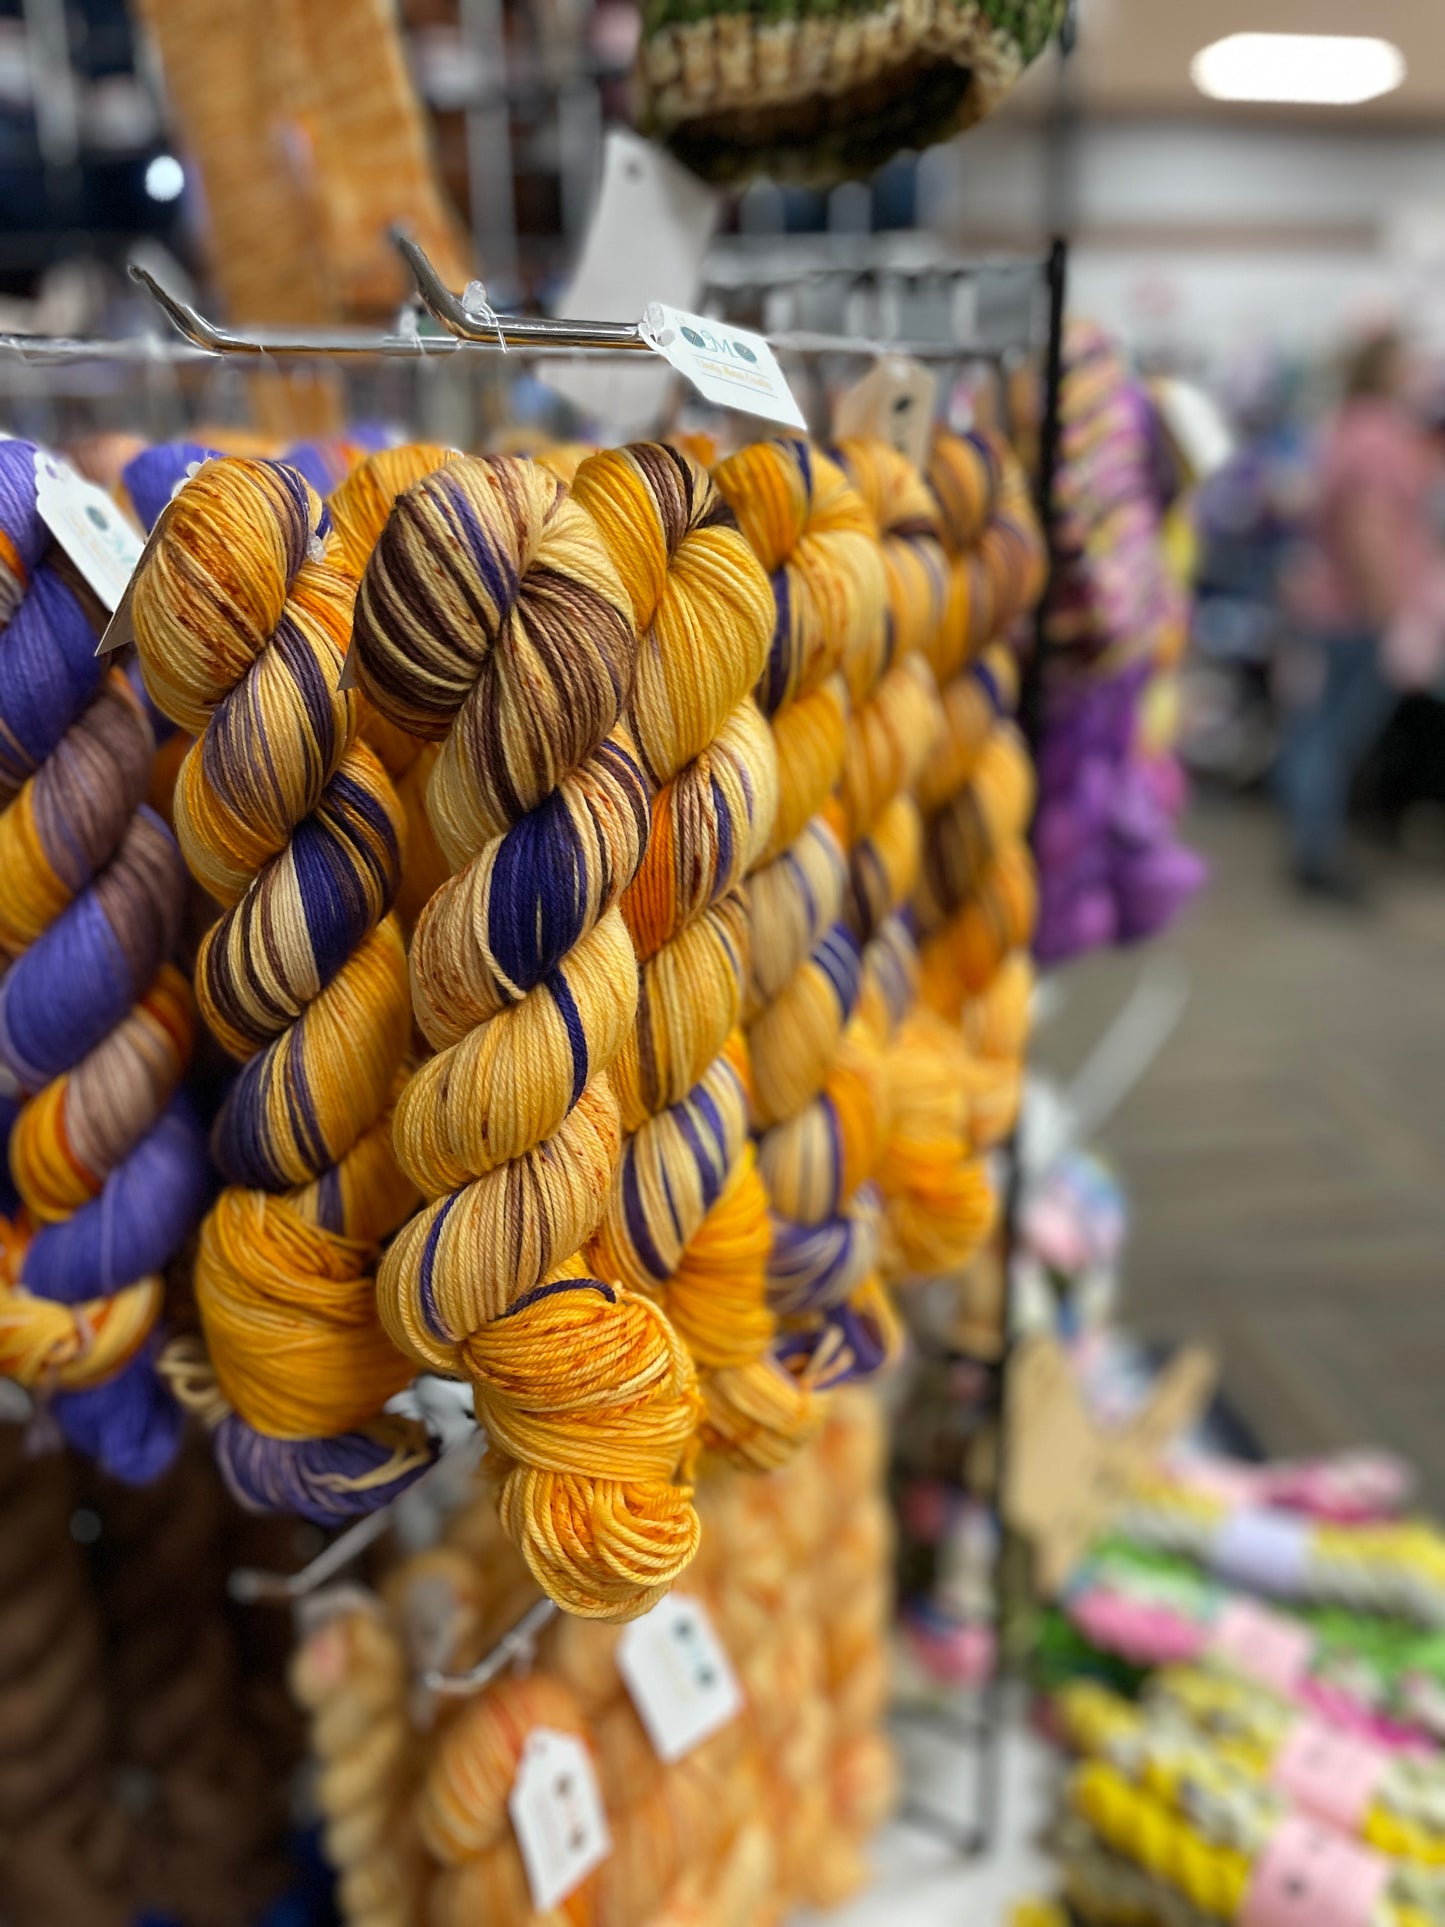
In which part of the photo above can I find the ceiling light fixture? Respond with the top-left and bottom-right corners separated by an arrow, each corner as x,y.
1190,32 -> 1406,106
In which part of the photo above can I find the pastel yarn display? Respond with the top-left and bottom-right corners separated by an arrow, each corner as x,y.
570,441 -> 814,1472
1142,1666 -> 1445,1865
0,439 -> 208,1481
914,428 -> 1048,1172
351,452 -> 702,1621
712,435 -> 898,1388
1058,1538 -> 1445,1752
1154,1447 -> 1413,1527
1035,323 -> 1205,964
130,453 -> 433,1523
1119,1470 -> 1445,1629
1064,1726 -> 1445,1925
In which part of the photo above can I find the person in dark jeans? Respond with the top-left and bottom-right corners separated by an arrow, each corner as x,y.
1279,331 -> 1441,899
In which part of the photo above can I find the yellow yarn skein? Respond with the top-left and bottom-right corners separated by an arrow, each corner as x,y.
571,442 -> 815,1471
716,437 -> 900,1385
130,455 -> 431,1513
353,452 -> 703,1620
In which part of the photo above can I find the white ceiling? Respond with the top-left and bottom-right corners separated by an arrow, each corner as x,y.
1012,0 -> 1445,121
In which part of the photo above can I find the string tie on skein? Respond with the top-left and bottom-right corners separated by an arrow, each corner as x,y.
0,439 -> 207,1481
353,452 -> 703,1618
570,440 -> 817,1472
130,454 -> 432,1521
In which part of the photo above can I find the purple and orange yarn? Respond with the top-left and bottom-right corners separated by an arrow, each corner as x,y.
129,454 -> 433,1525
0,439 -> 208,1482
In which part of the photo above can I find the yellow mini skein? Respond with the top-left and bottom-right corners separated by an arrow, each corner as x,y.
352,453 -> 702,1619
571,442 -> 814,1471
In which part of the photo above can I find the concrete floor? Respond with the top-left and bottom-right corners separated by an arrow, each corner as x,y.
1035,796 -> 1445,1506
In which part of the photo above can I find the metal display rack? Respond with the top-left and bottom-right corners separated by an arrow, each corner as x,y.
0,222 -> 1073,1872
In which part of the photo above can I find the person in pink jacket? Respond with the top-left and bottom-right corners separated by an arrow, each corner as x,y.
1280,331 -> 1443,899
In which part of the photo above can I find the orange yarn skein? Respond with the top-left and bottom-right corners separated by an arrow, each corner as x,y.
352,453 -> 702,1620
571,442 -> 814,1472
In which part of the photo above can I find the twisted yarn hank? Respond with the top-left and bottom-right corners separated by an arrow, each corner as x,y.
329,443 -> 465,935
353,452 -> 702,1619
713,436 -> 900,1388
915,429 -> 1048,1150
0,439 -> 207,1481
131,454 -> 431,1522
571,441 -> 814,1472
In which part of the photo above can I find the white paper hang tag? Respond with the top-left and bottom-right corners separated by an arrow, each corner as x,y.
617,1590 -> 743,1763
832,356 -> 939,473
640,305 -> 806,433
35,449 -> 143,613
96,458 -> 214,657
545,128 -> 720,441
509,1727 -> 611,1912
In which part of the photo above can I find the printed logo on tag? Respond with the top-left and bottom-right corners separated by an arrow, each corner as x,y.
1208,1598 -> 1315,1697
35,450 -> 143,612
1239,1815 -> 1390,1927
1270,1719 -> 1387,1836
617,1591 -> 743,1763
833,357 -> 939,473
641,304 -> 806,433
508,1728 -> 610,1912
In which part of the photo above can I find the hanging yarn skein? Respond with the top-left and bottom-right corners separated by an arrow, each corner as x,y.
712,436 -> 899,1388
570,441 -> 815,1472
130,455 -> 433,1523
831,432 -> 1005,1282
913,427 -> 1047,1160
352,452 -> 703,1620
0,440 -> 208,1482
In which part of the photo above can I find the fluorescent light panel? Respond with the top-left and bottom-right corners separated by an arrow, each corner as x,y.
1191,32 -> 1406,106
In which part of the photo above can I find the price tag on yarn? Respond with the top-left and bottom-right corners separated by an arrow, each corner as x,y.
509,1728 -> 611,1912
34,449 -> 142,612
1270,1720 -> 1388,1836
1239,1815 -> 1389,1927
617,1591 -> 742,1762
640,305 -> 806,433
96,458 -> 214,657
833,356 -> 938,473
1208,1598 -> 1314,1697
1211,1507 -> 1311,1598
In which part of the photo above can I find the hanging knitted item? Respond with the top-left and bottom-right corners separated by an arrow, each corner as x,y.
570,441 -> 816,1472
130,455 -> 433,1524
0,440 -> 208,1483
635,0 -> 1068,185
353,453 -> 703,1621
